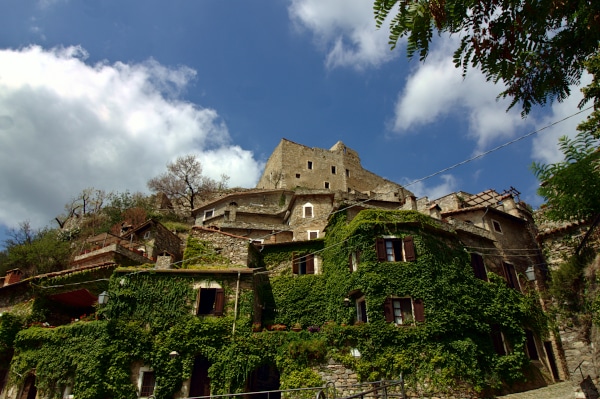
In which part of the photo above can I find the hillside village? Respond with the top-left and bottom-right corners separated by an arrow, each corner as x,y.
0,138 -> 598,399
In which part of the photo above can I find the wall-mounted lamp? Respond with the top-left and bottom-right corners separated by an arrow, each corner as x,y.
350,348 -> 361,358
98,291 -> 109,305
169,351 -> 180,359
525,266 -> 536,282
343,298 -> 351,308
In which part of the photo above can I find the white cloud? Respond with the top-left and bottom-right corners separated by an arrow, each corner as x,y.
530,73 -> 593,165
391,37 -> 531,151
0,45 -> 262,230
288,0 -> 397,69
405,174 -> 459,200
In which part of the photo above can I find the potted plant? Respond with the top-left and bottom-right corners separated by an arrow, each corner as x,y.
291,322 -> 302,332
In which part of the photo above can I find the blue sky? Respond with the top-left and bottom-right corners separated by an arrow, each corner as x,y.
0,0 -> 593,247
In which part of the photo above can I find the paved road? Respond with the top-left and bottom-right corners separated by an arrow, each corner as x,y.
497,381 -> 579,399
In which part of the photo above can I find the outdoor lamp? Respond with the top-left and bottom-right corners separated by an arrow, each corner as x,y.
525,266 -> 536,282
98,291 -> 109,305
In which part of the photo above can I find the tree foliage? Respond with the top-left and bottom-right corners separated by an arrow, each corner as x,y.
532,130 -> 600,221
0,222 -> 71,277
147,155 -> 229,212
374,0 -> 600,114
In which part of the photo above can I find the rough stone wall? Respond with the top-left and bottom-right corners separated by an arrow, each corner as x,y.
256,139 -> 412,201
288,194 -> 334,240
191,228 -> 251,267
151,223 -> 182,260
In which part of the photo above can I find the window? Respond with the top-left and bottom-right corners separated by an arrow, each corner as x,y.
203,209 -> 214,220
292,253 -> 315,275
139,370 -> 156,398
324,182 -> 330,189
375,236 -> 416,262
492,219 -> 503,233
196,288 -> 225,316
296,173 -> 301,178
303,203 -> 313,218
356,296 -> 367,322
346,169 -> 350,177
143,231 -> 151,240
348,251 -> 360,272
490,324 -> 507,356
223,210 -> 230,221
307,230 -> 319,240
331,166 -> 336,174
502,262 -> 520,291
384,297 -> 425,325
307,161 -> 313,170
525,329 -> 539,360
471,253 -> 488,281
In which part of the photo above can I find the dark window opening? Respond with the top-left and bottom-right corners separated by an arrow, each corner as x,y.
356,298 -> 367,322
140,371 -> 156,398
295,173 -> 300,178
375,237 -> 416,262
324,182 -> 330,189
492,220 -> 502,233
346,169 -> 350,177
307,161 -> 313,170
491,324 -> 507,356
223,210 -> 230,221
197,288 -> 225,316
331,166 -> 336,174
503,263 -> 520,291
292,253 -> 315,275
525,330 -> 539,360
471,253 -> 488,281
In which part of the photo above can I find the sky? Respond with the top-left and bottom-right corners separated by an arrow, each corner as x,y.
0,0 -> 593,248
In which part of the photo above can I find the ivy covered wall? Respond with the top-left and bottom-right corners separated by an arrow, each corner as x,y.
0,209 -> 553,399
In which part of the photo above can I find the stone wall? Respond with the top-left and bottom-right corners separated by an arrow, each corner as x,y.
191,228 -> 253,267
256,139 -> 412,201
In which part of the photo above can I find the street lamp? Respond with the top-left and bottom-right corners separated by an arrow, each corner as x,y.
525,266 -> 536,282
98,291 -> 109,305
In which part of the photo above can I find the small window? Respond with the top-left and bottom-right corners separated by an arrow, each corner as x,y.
490,324 -> 507,356
196,288 -> 225,316
375,237 -> 416,262
138,369 -> 156,398
203,209 -> 214,220
492,220 -> 503,233
346,169 -> 350,177
384,297 -> 425,325
143,231 -> 151,240
331,166 -> 336,174
292,253 -> 315,275
348,251 -> 360,272
223,210 -> 230,221
356,296 -> 367,322
324,182 -> 330,189
525,329 -> 539,360
303,203 -> 313,218
308,230 -> 319,240
296,173 -> 301,178
471,253 -> 488,281
502,262 -> 520,291
307,161 -> 313,170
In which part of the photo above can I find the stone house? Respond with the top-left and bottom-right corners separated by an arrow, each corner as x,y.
71,220 -> 182,268
257,138 -> 413,202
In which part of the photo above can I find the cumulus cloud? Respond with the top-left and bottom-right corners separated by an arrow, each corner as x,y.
391,37 -> 532,150
405,174 -> 459,201
288,0 -> 397,69
0,45 -> 262,230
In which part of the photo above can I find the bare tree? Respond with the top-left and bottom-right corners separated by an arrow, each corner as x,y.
147,155 -> 229,212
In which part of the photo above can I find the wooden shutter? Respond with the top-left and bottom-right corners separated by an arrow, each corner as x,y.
348,253 -> 353,272
375,238 -> 386,261
403,236 -> 416,261
292,252 -> 299,274
213,288 -> 225,316
471,253 -> 488,281
503,263 -> 519,290
383,297 -> 394,323
413,299 -> 425,322
490,324 -> 506,355
306,255 -> 315,274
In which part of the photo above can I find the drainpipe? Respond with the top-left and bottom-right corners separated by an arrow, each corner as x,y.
481,207 -> 490,230
232,271 -> 241,335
